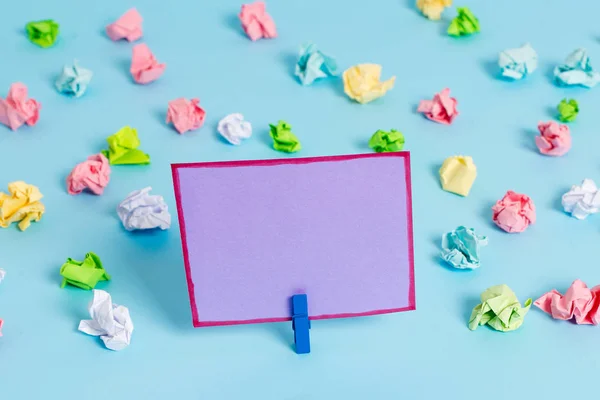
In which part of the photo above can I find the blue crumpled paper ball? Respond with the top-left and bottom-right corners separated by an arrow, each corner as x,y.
441,226 -> 488,270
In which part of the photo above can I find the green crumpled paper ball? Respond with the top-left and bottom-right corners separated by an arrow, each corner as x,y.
468,284 -> 532,332
557,98 -> 579,122
368,129 -> 405,153
269,120 -> 302,153
447,7 -> 480,37
101,126 -> 151,165
60,252 -> 111,290
26,19 -> 60,48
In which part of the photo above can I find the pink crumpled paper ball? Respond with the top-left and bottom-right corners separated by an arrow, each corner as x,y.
534,279 -> 600,325
239,1 -> 277,41
417,88 -> 458,125
535,121 -> 571,156
492,190 -> 536,233
0,318 -> 3,337
0,82 -> 41,131
130,43 -> 166,84
66,153 -> 111,195
166,98 -> 206,134
105,8 -> 143,42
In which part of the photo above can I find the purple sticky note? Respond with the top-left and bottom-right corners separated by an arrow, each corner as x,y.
172,153 -> 415,327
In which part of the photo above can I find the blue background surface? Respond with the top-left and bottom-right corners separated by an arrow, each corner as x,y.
1,0 -> 599,398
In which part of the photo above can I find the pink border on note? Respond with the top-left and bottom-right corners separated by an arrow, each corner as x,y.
171,152 -> 416,327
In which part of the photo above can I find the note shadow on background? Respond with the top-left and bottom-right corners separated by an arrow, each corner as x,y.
462,295 -> 479,323
479,201 -> 498,230
520,128 -> 539,154
223,14 -> 245,38
545,64 -> 557,86
403,0 -> 416,11
553,186 -> 571,215
116,58 -> 131,81
213,121 -> 234,145
261,127 -> 274,148
116,231 -> 193,331
354,136 -> 370,151
278,52 -> 298,81
154,108 -> 167,127
430,163 -> 440,186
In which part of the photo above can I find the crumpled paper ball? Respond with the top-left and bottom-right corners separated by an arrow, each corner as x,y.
55,61 -> 93,98
0,181 -> 45,231
295,43 -> 338,85
557,98 -> 578,123
66,154 -> 111,195
439,155 -> 476,197
417,88 -> 459,125
562,179 -> 600,220
239,1 -> 277,41
368,129 -> 405,153
166,98 -> 206,134
498,43 -> 538,80
217,113 -> 252,145
0,82 -> 41,131
117,187 -> 171,231
342,64 -> 395,104
492,190 -> 536,233
441,226 -> 488,270
416,0 -> 452,21
535,121 -> 571,157
554,48 -> 600,88
534,279 -> 600,325
469,284 -> 532,332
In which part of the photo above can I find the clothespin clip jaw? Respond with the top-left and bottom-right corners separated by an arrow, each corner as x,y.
291,294 -> 311,354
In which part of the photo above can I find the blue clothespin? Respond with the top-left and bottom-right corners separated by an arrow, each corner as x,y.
292,294 -> 311,354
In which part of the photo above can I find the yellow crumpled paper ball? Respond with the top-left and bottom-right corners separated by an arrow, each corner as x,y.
416,0 -> 452,21
342,64 -> 395,104
0,181 -> 45,231
439,155 -> 477,196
